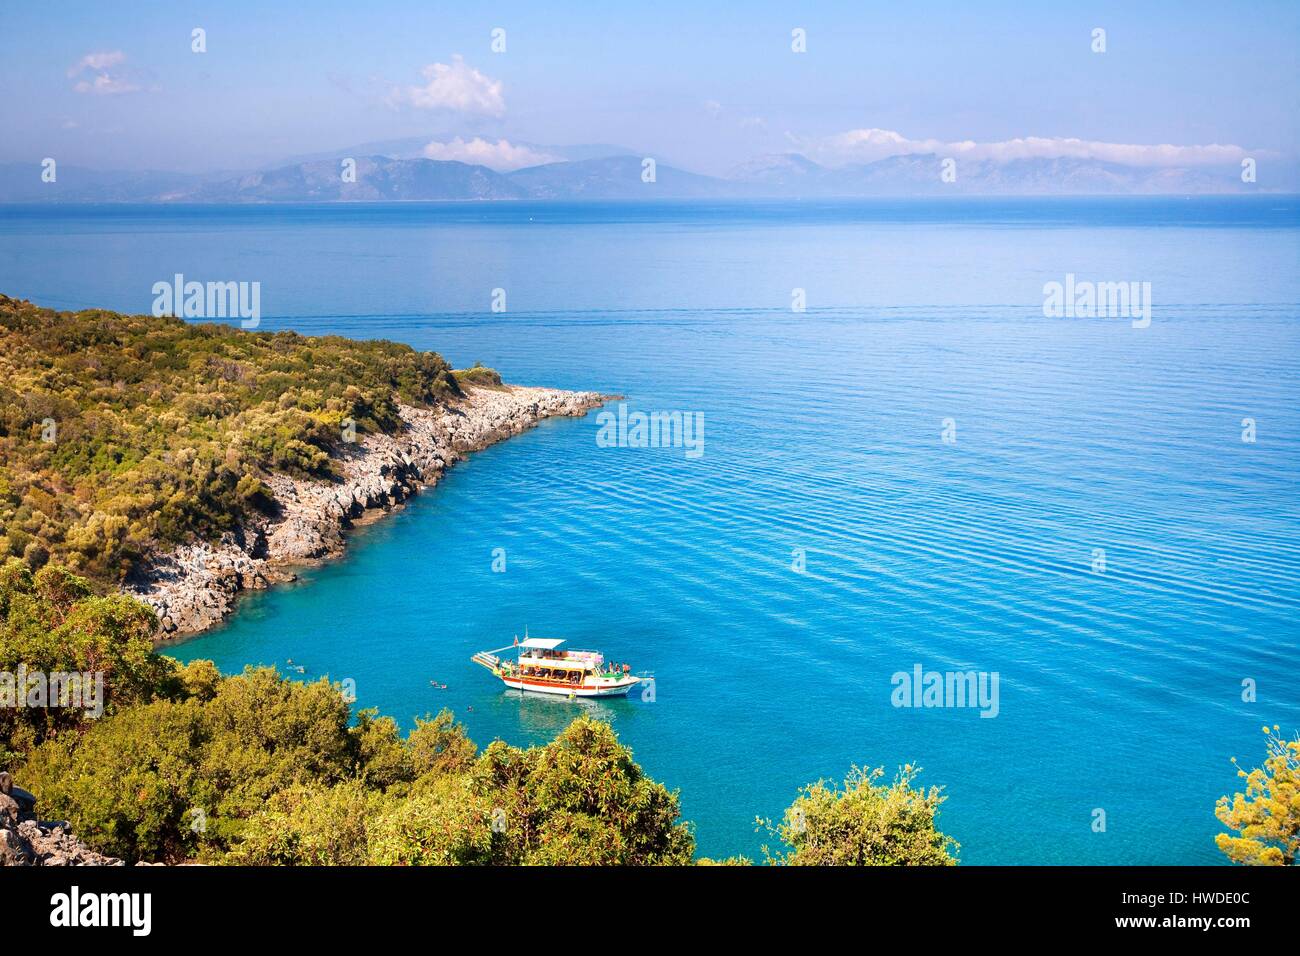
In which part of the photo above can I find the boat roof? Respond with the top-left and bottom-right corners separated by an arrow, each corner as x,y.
521,658 -> 589,671
520,637 -> 565,650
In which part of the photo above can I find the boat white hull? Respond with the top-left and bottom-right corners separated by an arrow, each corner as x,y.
500,676 -> 642,698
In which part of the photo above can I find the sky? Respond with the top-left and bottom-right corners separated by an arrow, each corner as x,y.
1,0 -> 1296,176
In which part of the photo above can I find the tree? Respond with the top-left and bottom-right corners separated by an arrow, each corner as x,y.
367,776 -> 495,866
18,699 -> 212,862
224,782 -> 378,866
16,664 -> 375,862
352,708 -> 413,791
406,708 -> 477,780
1216,725 -> 1299,866
0,559 -> 172,753
510,716 -> 696,865
762,764 -> 958,865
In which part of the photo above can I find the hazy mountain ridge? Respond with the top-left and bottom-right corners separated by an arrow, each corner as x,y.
186,156 -> 527,202
507,155 -> 740,200
0,149 -> 1291,202
0,163 -> 207,202
730,152 -> 1277,195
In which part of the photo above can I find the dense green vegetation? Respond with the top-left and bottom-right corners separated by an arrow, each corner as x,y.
453,362 -> 505,389
2,561 -> 959,865
760,765 -> 959,865
0,561 -> 168,760
0,295 -> 467,583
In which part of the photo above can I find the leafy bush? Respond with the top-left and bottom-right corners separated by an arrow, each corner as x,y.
368,776 -> 496,865
0,559 -> 169,755
224,781 -> 379,866
761,764 -> 959,865
453,363 -> 504,389
1216,725 -> 1299,865
18,698 -> 211,861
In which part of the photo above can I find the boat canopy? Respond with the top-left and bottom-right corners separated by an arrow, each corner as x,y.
520,638 -> 565,650
521,658 -> 589,671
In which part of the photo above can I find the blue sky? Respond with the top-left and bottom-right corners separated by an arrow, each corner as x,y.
1,0 -> 1296,174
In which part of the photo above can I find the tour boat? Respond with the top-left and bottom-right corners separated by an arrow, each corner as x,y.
471,637 -> 646,697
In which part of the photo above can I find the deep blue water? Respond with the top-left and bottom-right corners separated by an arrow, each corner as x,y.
2,199 -> 1297,864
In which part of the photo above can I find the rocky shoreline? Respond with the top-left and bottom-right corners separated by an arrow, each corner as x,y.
126,384 -> 606,639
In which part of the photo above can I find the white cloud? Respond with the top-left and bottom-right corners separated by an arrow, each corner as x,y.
67,50 -> 126,76
702,99 -> 723,117
391,55 -> 504,116
422,137 -> 559,171
73,74 -> 142,96
67,50 -> 141,95
792,128 -> 1251,168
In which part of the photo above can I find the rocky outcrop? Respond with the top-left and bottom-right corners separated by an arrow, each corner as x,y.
0,771 -> 122,866
126,384 -> 605,639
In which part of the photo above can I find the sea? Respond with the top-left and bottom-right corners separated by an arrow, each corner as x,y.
1,197 -> 1297,864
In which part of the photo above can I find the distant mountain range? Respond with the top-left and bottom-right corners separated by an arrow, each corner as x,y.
727,152 -> 1275,196
1,147 -> 1292,203
186,156 -> 527,202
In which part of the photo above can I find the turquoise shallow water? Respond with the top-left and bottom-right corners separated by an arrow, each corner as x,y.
1,199 -> 1297,863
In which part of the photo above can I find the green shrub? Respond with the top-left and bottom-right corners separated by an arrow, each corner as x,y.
18,698 -> 211,862
453,363 -> 504,389
406,709 -> 477,780
367,776 -> 495,865
225,781 -> 379,866
0,559 -> 170,751
762,764 -> 958,865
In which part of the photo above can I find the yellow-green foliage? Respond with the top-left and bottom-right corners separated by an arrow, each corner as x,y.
760,764 -> 959,865
243,718 -> 698,866
366,775 -> 498,865
0,559 -> 169,758
224,781 -> 380,866
22,696 -> 698,865
453,362 -> 504,389
1216,725 -> 1299,865
0,295 -> 462,582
